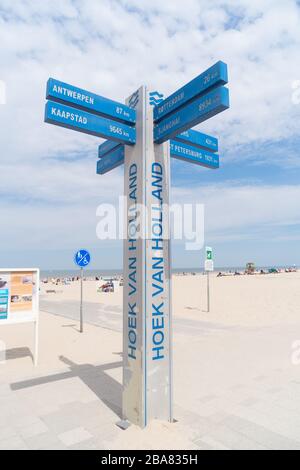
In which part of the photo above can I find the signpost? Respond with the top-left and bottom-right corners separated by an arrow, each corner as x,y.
74,249 -> 91,333
44,62 -> 229,428
205,247 -> 214,313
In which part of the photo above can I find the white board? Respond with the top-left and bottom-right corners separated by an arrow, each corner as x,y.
205,260 -> 214,272
0,268 -> 40,364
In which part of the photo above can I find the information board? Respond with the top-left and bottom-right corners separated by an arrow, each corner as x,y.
0,269 -> 40,365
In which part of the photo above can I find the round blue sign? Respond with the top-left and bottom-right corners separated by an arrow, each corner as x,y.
74,249 -> 91,268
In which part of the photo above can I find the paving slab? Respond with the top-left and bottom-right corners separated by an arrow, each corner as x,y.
0,436 -> 28,450
58,427 -> 93,446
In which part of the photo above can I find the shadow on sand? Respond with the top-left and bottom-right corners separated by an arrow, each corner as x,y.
5,347 -> 34,363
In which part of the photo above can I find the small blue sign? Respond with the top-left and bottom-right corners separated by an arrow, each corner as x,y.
154,61 -> 228,123
45,101 -> 136,145
98,140 -> 122,158
170,141 -> 219,169
47,78 -> 136,125
154,86 -> 229,144
99,128 -> 219,157
96,140 -> 219,174
74,249 -> 91,268
97,145 -> 125,174
0,289 -> 9,320
174,129 -> 218,153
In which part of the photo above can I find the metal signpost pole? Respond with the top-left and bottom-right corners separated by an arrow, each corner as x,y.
207,270 -> 210,313
205,247 -> 213,313
34,268 -> 40,365
74,250 -> 91,334
80,267 -> 83,333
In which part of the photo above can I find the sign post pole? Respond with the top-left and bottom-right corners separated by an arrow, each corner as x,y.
80,267 -> 83,333
207,271 -> 210,313
74,249 -> 91,334
34,268 -> 40,365
205,247 -> 213,313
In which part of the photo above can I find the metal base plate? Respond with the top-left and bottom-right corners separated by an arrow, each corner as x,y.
116,419 -> 131,431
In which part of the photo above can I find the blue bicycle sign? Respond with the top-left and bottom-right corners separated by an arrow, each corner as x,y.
74,249 -> 91,268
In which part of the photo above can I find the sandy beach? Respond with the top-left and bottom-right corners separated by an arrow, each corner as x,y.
40,270 -> 300,327
0,271 -> 300,449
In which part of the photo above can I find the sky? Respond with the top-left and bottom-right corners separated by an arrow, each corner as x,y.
0,0 -> 300,270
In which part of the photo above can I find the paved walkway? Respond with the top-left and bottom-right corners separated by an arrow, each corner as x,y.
40,297 -> 244,335
0,306 -> 300,449
40,298 -> 123,332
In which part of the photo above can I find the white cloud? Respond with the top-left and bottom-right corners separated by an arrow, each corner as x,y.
0,0 -> 300,264
172,182 -> 300,240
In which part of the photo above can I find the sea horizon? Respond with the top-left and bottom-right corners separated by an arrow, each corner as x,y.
40,264 -> 298,279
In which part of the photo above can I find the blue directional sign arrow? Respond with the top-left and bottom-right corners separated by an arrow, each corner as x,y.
154,86 -> 229,144
96,139 -> 219,173
47,78 -> 136,125
97,145 -> 125,174
99,128 -> 218,157
174,129 -> 218,153
98,140 -> 122,158
170,141 -> 219,169
154,61 -> 228,123
45,100 -> 136,145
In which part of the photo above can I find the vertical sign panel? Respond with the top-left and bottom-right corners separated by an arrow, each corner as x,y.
123,87 -> 172,427
145,97 -> 172,423
123,86 -> 146,427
